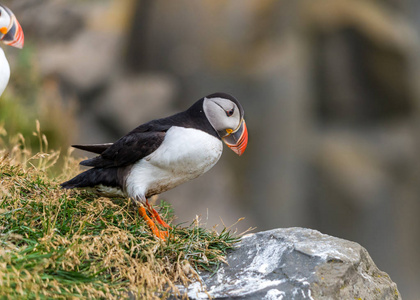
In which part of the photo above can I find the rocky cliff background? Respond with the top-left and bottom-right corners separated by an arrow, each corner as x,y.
1,0 -> 419,298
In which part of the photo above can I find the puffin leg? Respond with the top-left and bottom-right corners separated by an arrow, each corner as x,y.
146,199 -> 172,229
138,205 -> 169,240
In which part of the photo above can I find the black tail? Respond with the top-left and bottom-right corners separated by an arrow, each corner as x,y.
61,168 -> 119,189
72,143 -> 113,154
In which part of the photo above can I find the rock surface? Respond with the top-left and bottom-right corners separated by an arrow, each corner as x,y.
186,228 -> 401,299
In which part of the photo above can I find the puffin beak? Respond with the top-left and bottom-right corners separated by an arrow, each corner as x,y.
222,120 -> 248,156
1,8 -> 24,49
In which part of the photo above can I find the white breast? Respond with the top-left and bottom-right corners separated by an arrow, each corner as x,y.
0,48 -> 10,96
125,126 -> 223,200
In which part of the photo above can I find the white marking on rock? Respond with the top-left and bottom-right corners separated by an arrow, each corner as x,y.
263,289 -> 286,300
246,238 -> 288,274
207,277 -> 288,298
186,281 -> 209,300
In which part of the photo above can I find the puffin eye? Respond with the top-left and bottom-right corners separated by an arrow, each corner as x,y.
226,108 -> 234,117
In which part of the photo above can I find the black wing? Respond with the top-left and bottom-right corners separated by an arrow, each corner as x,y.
80,130 -> 167,168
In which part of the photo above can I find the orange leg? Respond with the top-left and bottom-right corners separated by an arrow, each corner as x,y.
146,199 -> 172,229
138,206 -> 169,240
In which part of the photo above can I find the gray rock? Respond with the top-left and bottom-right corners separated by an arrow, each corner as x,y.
186,228 -> 401,299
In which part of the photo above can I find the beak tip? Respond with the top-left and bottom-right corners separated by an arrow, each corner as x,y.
15,41 -> 24,49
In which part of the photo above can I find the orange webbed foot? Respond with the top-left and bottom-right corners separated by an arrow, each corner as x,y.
146,199 -> 172,229
138,205 -> 171,240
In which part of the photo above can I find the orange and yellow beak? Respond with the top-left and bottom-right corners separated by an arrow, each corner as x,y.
222,120 -> 248,156
1,7 -> 24,49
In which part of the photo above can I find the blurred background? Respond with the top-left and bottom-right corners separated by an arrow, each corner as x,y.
1,0 -> 419,298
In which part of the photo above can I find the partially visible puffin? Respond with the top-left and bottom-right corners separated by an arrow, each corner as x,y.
0,3 -> 24,96
62,93 -> 248,239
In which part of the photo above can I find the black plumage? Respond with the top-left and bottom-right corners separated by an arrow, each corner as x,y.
61,96 -> 222,190
61,168 -> 121,189
61,92 -> 248,240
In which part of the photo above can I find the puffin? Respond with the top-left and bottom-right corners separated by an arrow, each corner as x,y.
0,4 -> 24,96
62,93 -> 248,239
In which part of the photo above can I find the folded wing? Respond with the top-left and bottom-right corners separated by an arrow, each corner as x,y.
79,131 -> 166,168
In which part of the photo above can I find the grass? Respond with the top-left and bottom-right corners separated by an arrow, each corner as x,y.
0,125 -> 241,299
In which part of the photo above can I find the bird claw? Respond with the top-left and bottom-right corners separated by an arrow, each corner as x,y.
145,200 -> 172,229
154,229 -> 170,240
138,202 -> 172,241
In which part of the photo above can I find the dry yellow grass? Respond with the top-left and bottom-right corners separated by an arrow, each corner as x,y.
0,124 -> 239,299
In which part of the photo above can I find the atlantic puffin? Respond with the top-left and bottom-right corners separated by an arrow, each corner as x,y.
62,93 -> 248,239
0,4 -> 24,96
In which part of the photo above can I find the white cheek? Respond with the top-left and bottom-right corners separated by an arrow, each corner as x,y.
0,12 -> 11,29
204,98 -> 242,132
223,114 -> 240,132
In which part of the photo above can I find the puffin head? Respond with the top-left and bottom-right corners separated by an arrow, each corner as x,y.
0,4 -> 24,49
203,93 -> 248,156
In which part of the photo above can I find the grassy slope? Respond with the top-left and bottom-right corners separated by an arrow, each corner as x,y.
0,134 -> 239,299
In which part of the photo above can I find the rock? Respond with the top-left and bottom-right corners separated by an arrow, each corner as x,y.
186,228 -> 401,299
